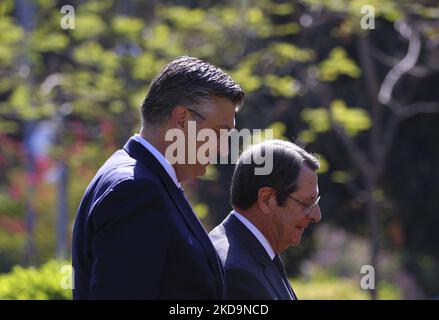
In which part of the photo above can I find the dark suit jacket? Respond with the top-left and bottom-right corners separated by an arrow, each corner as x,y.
209,214 -> 297,300
72,137 -> 225,299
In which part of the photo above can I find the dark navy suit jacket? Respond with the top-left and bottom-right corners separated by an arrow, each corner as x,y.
72,137 -> 225,299
209,214 -> 297,300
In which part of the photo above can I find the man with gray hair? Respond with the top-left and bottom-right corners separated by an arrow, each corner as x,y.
209,140 -> 321,300
73,56 -> 244,299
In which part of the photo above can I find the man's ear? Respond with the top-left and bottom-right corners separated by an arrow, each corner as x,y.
170,106 -> 188,129
257,187 -> 276,215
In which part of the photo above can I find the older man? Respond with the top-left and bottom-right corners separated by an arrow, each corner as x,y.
72,56 -> 244,299
209,140 -> 321,300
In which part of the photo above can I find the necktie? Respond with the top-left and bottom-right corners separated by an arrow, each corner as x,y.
273,254 -> 297,299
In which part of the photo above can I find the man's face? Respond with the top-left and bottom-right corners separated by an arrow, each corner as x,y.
270,166 -> 321,251
185,96 -> 236,178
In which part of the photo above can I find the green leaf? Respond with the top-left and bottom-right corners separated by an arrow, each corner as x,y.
266,2 -> 295,16
158,6 -> 206,29
330,99 -> 371,136
244,7 -> 272,38
331,170 -> 351,183
77,0 -> 114,14
0,17 -> 23,65
30,32 -> 69,53
132,52 -> 163,81
272,22 -> 300,37
144,23 -> 182,57
0,120 -> 19,134
229,66 -> 262,94
112,15 -> 144,41
267,121 -> 287,140
300,108 -> 331,133
269,42 -> 315,64
72,14 -> 107,40
73,42 -> 118,71
199,164 -> 219,181
315,153 -> 329,174
298,129 -> 317,143
264,74 -> 298,98
0,0 -> 14,17
318,47 -> 361,81
193,203 -> 208,220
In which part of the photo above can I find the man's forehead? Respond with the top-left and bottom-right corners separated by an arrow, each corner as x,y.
296,166 -> 319,196
208,99 -> 236,129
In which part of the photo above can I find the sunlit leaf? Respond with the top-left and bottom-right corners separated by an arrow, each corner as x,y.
264,74 -> 298,98
318,47 -> 361,81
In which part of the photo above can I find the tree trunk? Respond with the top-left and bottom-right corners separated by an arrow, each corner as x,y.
366,184 -> 380,300
16,0 -> 37,266
56,160 -> 69,260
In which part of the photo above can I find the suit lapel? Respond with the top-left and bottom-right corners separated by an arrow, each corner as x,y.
283,272 -> 298,300
171,187 -> 226,297
224,214 -> 293,300
263,264 -> 293,300
123,137 -> 225,298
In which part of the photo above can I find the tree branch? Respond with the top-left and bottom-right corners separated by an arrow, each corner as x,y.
331,123 -> 373,181
376,102 -> 439,179
378,20 -> 422,106
302,74 -> 374,181
370,44 -> 431,77
398,102 -> 439,120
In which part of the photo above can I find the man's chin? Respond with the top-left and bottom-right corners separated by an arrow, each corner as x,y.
290,236 -> 302,247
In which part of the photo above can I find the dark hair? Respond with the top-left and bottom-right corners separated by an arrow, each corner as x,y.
230,140 -> 320,210
140,56 -> 244,125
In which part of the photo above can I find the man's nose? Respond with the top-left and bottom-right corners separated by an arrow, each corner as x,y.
308,205 -> 321,223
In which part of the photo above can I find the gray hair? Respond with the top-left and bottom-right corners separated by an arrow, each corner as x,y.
140,56 -> 244,126
230,140 -> 320,210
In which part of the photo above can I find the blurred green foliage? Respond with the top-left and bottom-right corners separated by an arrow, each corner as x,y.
0,260 -> 71,299
292,270 -> 401,300
0,259 -> 400,300
1,0 -> 439,299
318,47 -> 361,81
300,99 -> 371,139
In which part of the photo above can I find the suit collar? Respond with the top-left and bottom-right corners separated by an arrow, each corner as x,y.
231,210 -> 275,259
223,214 -> 273,266
123,137 -> 172,185
132,134 -> 181,188
223,213 -> 294,300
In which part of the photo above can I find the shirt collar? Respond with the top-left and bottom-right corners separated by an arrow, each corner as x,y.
133,134 -> 182,189
232,209 -> 276,260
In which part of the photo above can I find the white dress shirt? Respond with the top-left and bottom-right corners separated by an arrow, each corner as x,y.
232,210 -> 275,260
133,134 -> 181,189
